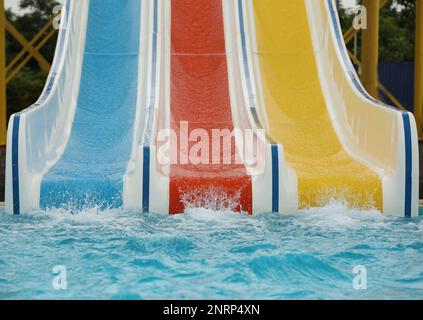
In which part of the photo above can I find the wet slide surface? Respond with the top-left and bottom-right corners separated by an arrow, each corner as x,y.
169,0 -> 252,213
252,0 -> 382,210
40,0 -> 141,209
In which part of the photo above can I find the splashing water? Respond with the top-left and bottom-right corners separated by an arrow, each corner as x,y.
180,186 -> 241,212
0,203 -> 422,300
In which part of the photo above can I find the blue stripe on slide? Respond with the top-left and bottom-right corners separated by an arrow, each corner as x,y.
142,0 -> 159,212
238,0 -> 279,210
12,115 -> 21,215
142,146 -> 150,212
237,0 -> 270,134
237,0 -> 255,109
271,145 -> 279,212
402,112 -> 412,218
144,0 -> 158,145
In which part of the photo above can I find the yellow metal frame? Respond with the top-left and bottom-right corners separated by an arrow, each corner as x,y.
361,0 -> 380,98
0,1 -> 57,146
5,20 -> 52,72
6,27 -> 56,84
343,0 -> 410,113
345,0 -> 423,140
6,20 -> 52,74
347,51 -> 406,111
343,0 -> 389,44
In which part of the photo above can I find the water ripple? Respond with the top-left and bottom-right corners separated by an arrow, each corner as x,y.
0,204 -> 422,300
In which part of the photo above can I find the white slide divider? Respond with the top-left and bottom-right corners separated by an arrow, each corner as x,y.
5,0 -> 90,214
223,0 -> 298,214
126,0 -> 169,214
146,0 -> 171,214
123,0 -> 154,209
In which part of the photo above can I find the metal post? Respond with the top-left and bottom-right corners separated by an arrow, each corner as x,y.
0,0 -> 6,146
354,33 -> 358,58
361,0 -> 380,98
415,0 -> 423,138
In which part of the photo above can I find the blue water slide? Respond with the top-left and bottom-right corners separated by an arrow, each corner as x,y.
40,0 -> 141,209
5,0 -> 143,213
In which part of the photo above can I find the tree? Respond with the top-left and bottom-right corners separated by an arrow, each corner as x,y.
6,0 -> 58,117
338,0 -> 416,63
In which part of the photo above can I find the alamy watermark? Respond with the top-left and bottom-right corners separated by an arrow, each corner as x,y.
352,5 -> 368,30
52,4 -> 65,30
52,265 -> 67,290
353,265 -> 367,290
155,121 -> 267,175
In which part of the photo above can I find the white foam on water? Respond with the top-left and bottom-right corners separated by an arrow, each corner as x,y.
180,186 -> 242,212
293,200 -> 386,230
27,205 -> 123,226
14,197 -> 419,233
183,207 -> 247,225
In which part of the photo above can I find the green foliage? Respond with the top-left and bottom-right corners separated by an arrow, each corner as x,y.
338,0 -> 416,63
5,0 -> 58,116
6,67 -> 47,117
381,0 -> 416,62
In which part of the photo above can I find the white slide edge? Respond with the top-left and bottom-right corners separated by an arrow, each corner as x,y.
5,0 -> 89,214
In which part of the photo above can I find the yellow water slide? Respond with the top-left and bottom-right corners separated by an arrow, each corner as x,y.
240,0 -> 419,215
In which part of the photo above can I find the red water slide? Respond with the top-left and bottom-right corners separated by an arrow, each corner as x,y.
169,0 -> 252,213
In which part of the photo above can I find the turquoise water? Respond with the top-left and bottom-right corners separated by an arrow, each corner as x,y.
0,204 -> 422,300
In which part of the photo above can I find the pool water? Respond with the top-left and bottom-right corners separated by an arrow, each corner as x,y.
0,204 -> 422,300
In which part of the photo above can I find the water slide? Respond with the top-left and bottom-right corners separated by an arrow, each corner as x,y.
5,0 -> 419,217
5,0 -> 145,212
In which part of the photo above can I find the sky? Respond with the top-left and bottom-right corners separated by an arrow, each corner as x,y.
5,0 -> 359,13
5,0 -> 61,12
5,0 -> 22,12
342,0 -> 357,8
